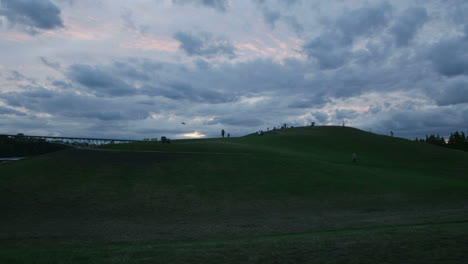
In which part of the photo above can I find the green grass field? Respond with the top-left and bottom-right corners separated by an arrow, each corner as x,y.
1,126 -> 467,263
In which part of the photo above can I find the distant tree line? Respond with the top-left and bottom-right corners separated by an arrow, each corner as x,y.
0,135 -> 69,157
414,131 -> 468,151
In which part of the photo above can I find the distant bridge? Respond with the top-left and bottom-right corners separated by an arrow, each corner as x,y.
0,134 -> 142,146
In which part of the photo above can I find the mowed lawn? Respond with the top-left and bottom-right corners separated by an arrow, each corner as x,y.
1,126 -> 467,263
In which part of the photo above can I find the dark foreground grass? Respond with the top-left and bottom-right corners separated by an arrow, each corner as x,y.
1,221 -> 467,264
1,126 -> 467,263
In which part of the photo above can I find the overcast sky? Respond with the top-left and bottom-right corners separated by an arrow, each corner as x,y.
1,0 -> 467,140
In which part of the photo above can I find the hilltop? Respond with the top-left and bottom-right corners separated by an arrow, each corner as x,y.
1,126 -> 467,263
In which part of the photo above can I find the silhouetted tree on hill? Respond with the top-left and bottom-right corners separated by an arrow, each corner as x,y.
416,131 -> 467,151
425,134 -> 446,147
447,131 -> 467,150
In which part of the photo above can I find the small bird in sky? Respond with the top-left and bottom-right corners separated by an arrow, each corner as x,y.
181,122 -> 186,125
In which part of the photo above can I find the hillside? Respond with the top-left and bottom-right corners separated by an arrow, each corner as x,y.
0,135 -> 70,158
1,126 -> 467,263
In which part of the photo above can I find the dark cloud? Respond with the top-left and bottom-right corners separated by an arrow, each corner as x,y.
0,92 -> 23,108
163,82 -> 233,103
311,111 -> 329,123
0,105 -> 26,116
212,58 -> 310,94
303,34 -> 351,69
280,0 -> 300,6
5,71 -> 38,86
262,8 -> 281,29
112,61 -> 151,81
66,110 -> 127,121
428,36 -> 468,77
195,59 -> 211,70
287,96 -> 329,109
0,86 -> 57,109
368,105 -> 382,114
252,0 -> 266,4
434,77 -> 468,106
303,2 -> 392,69
21,85 -> 55,98
121,9 -> 137,30
335,2 -> 392,44
390,7 -> 428,47
172,0 -> 229,12
39,56 -> 61,70
252,0 -> 303,33
141,82 -> 234,104
0,0 -> 64,33
51,80 -> 72,89
253,0 -> 300,7
446,0 -> 468,25
364,106 -> 468,139
173,31 -> 236,58
7,70 -> 30,81
66,60 -> 236,103
335,109 -> 357,120
0,89 -> 151,122
68,64 -> 137,97
205,116 -> 264,127
283,15 -> 303,34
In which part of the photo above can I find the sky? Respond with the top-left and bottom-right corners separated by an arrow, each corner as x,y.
0,0 -> 468,140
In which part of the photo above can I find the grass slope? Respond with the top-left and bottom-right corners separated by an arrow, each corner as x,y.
0,138 -> 70,158
1,126 -> 467,263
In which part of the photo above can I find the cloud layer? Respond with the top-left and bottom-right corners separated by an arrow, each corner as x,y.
172,0 -> 229,12
0,0 -> 467,139
0,0 -> 63,33
173,31 -> 236,58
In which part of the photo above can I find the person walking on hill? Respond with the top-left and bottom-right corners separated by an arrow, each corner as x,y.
352,153 -> 358,163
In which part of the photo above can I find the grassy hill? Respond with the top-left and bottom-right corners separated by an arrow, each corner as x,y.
1,126 -> 467,263
0,135 -> 70,158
